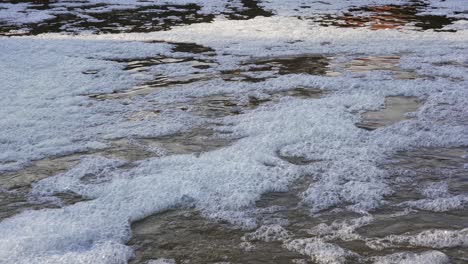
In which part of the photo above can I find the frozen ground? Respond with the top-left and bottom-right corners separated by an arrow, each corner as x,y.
0,1 -> 467,264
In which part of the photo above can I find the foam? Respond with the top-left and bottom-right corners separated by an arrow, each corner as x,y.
284,238 -> 358,264
399,182 -> 468,212
146,259 -> 176,264
373,250 -> 450,264
0,4 -> 467,264
401,195 -> 468,212
367,228 -> 468,250
242,224 -> 291,242
0,38 -> 205,172
308,216 -> 373,241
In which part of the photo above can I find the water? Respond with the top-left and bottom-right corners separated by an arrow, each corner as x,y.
0,1 -> 467,263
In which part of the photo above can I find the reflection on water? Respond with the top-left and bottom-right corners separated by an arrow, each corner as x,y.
346,56 -> 419,80
356,96 -> 421,131
222,55 -> 337,83
316,4 -> 456,31
137,128 -> 235,156
89,43 -> 216,100
224,0 -> 273,20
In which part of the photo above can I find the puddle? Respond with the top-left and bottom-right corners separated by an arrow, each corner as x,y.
356,96 -> 422,131
316,4 -> 457,31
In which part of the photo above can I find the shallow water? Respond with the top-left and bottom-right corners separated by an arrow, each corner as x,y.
356,96 -> 422,131
128,146 -> 468,263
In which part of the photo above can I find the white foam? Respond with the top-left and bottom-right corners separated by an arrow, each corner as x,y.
373,250 -> 450,264
285,238 -> 357,264
367,228 -> 468,250
0,5 -> 467,264
146,259 -> 176,264
308,216 -> 373,241
242,224 -> 291,242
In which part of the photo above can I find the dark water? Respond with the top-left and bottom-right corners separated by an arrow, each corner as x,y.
0,1 -> 461,36
314,3 -> 457,31
0,0 -> 274,36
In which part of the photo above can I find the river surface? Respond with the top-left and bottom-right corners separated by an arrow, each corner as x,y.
0,1 -> 467,263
